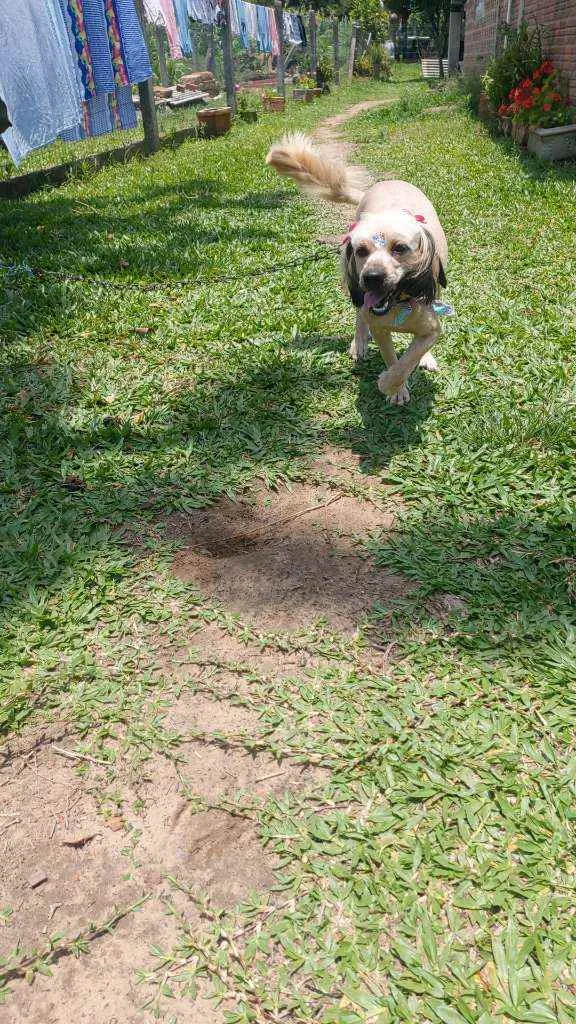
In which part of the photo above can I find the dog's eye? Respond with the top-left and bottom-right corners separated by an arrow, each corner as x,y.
355,245 -> 369,259
392,243 -> 410,256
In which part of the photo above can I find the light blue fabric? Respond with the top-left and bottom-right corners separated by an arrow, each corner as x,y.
173,0 -> 194,56
0,0 -> 82,164
390,300 -> 455,326
113,0 -> 153,84
256,4 -> 271,52
234,0 -> 249,48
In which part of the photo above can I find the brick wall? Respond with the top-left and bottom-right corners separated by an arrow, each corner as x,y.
463,0 -> 576,97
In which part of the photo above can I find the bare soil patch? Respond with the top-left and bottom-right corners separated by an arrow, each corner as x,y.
170,482 -> 408,634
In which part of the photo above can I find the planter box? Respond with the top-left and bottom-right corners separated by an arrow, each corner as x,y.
311,88 -> 323,98
293,88 -> 314,102
238,109 -> 258,123
262,96 -> 285,112
528,123 -> 576,161
196,106 -> 232,138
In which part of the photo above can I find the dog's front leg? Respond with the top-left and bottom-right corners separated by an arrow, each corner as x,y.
377,327 -> 440,402
349,308 -> 370,362
376,330 -> 410,406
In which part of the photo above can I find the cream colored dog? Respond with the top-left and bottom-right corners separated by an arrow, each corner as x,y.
266,134 -> 449,405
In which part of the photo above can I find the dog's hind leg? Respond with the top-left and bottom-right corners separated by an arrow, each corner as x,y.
349,309 -> 370,362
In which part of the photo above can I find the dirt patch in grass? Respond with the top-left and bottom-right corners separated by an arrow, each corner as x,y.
170,482 -> 409,634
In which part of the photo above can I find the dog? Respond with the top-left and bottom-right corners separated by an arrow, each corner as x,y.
266,133 -> 449,405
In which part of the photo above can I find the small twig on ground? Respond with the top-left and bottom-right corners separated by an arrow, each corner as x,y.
239,494 -> 343,543
253,769 -> 289,784
52,746 -> 109,767
0,818 -> 20,836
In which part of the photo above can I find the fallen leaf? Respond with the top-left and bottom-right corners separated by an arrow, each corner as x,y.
106,816 -> 124,832
134,326 -> 153,335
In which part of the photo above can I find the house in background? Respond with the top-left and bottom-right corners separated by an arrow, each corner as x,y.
462,0 -> 576,95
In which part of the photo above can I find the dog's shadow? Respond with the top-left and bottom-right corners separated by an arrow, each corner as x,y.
291,332 -> 438,472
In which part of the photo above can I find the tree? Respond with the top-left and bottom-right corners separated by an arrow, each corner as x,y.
407,0 -> 451,71
349,0 -> 390,43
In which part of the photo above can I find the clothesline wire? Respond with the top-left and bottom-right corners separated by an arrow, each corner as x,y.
0,242 -> 341,295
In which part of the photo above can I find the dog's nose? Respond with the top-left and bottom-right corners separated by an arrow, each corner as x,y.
362,271 -> 384,290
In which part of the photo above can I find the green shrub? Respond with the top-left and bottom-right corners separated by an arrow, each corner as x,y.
482,22 -> 545,109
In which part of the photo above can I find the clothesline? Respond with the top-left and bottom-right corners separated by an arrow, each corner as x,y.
145,0 -> 306,58
0,0 -> 152,166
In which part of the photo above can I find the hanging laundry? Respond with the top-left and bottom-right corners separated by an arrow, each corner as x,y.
0,0 -> 82,164
283,11 -> 302,46
112,0 -> 154,81
297,14 -> 306,47
234,0 -> 249,48
268,5 -> 279,56
78,0 -> 116,94
159,0 -> 183,57
256,4 -> 271,53
172,0 -> 194,56
244,2 -> 258,42
143,0 -> 165,25
187,0 -> 217,26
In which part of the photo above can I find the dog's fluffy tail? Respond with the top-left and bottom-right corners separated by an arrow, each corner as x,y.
266,133 -> 370,205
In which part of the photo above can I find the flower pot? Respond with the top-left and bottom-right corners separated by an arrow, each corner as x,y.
197,106 -> 232,138
511,121 -> 528,147
311,88 -> 323,98
262,96 -> 285,113
238,109 -> 258,123
499,115 -> 512,136
527,123 -> 576,161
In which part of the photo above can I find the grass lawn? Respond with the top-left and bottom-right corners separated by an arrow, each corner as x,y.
2,72 -> 576,1023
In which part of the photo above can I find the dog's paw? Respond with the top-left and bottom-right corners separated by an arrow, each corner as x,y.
388,384 -> 411,406
349,337 -> 369,361
418,351 -> 438,372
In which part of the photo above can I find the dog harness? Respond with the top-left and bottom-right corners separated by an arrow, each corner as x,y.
370,298 -> 455,322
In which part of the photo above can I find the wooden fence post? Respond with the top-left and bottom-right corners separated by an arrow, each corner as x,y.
154,25 -> 170,86
332,17 -> 340,84
347,20 -> 358,81
138,80 -> 160,153
309,9 -> 318,77
274,1 -> 286,97
220,0 -> 237,112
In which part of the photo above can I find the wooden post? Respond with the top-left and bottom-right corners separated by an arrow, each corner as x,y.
309,9 -> 318,77
138,80 -> 160,153
220,0 -> 236,112
332,17 -> 340,84
206,23 -> 216,73
133,0 -> 160,153
154,25 -> 170,86
347,20 -> 358,81
274,1 -> 286,97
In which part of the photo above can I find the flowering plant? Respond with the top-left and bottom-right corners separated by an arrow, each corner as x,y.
499,62 -> 574,128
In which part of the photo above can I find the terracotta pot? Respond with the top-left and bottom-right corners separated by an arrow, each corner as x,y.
511,121 -> 528,147
262,96 -> 285,112
197,106 -> 232,138
528,123 -> 576,160
499,115 -> 512,136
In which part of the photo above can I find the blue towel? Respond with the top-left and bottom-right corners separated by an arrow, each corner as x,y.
235,0 -> 249,48
112,0 -> 153,84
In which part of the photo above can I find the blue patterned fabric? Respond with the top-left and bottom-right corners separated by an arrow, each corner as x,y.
234,0 -> 249,48
112,0 -> 153,83
82,0 -> 115,94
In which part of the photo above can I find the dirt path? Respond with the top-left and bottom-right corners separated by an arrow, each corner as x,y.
0,100 -> 400,1024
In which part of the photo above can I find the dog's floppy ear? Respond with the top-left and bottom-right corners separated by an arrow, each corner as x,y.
341,241 -> 365,308
402,227 -> 443,304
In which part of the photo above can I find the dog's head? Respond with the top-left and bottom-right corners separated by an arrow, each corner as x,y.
342,211 -> 447,312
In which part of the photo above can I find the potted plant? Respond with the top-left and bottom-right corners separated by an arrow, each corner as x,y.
236,89 -> 259,123
482,22 -> 544,118
293,74 -> 316,102
197,106 -> 232,138
261,89 -> 285,113
501,62 -> 576,156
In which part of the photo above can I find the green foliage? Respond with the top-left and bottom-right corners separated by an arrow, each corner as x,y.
407,0 -> 450,59
482,21 -> 545,108
355,43 -> 392,81
350,0 -> 390,42
317,54 -> 335,86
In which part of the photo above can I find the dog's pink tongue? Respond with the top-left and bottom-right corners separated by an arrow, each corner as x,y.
363,291 -> 381,311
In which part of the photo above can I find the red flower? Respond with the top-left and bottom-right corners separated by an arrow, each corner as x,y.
523,98 -> 533,109
542,103 -> 551,111
540,61 -> 554,75
552,91 -> 561,102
